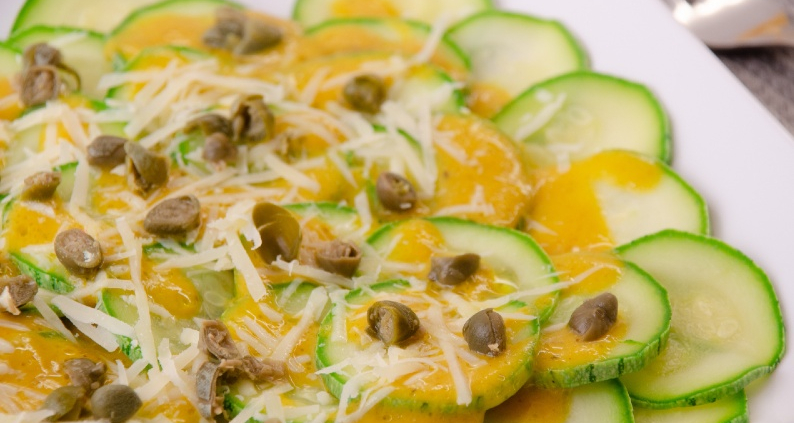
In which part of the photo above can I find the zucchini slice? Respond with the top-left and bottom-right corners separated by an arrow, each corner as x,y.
0,43 -> 22,121
493,72 -> 671,164
446,11 -> 587,116
634,391 -> 748,423
301,18 -> 471,80
7,26 -> 111,99
527,150 -> 709,256
485,379 -> 634,423
616,230 -> 785,408
10,0 -> 160,34
316,279 -> 541,414
533,253 -> 671,388
293,0 -> 493,28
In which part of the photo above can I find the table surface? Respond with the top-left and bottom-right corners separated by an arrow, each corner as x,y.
713,0 -> 794,134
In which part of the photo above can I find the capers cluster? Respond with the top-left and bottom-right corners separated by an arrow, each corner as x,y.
203,7 -> 283,55
0,275 -> 37,315
18,43 -> 81,107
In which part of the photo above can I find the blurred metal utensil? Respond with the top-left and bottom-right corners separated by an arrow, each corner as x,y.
663,0 -> 794,48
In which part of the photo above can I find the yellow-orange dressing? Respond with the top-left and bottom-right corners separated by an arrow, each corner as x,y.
467,82 -> 514,119
528,151 -> 663,255
0,77 -> 22,121
484,385 -> 571,423
331,0 -> 399,19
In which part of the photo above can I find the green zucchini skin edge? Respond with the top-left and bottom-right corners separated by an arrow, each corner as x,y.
10,252 -> 74,294
446,9 -> 589,72
492,71 -> 672,164
292,0 -> 496,27
6,25 -> 104,48
533,262 -> 672,389
304,17 -> 472,70
654,152 -> 711,236
616,229 -> 785,409
109,0 -> 243,38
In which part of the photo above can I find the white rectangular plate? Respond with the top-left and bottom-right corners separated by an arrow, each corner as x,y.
1,0 -> 792,421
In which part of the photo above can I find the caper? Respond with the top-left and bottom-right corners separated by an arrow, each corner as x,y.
143,195 -> 201,237
185,113 -> 232,138
196,360 -> 238,418
568,292 -> 618,342
230,95 -> 275,143
239,355 -> 287,382
376,172 -> 417,212
54,228 -> 103,277
87,135 -> 127,168
315,240 -> 361,277
200,320 -> 241,360
252,202 -> 301,263
124,141 -> 169,193
41,385 -> 85,422
343,74 -> 386,114
235,19 -> 283,55
0,275 -> 38,314
367,300 -> 421,346
90,384 -> 142,423
23,171 -> 61,201
203,7 -> 246,50
202,132 -> 237,163
428,253 -> 480,286
63,358 -> 106,394
22,43 -> 81,91
462,308 -> 506,357
20,64 -> 60,107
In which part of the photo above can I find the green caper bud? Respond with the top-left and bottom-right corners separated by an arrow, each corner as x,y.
143,195 -> 202,237
343,74 -> 386,114
314,239 -> 362,277
20,65 -> 60,107
200,320 -> 241,360
429,253 -> 480,286
568,292 -> 618,342
41,385 -> 85,421
202,132 -> 237,163
239,355 -> 288,382
63,358 -> 106,394
252,202 -> 301,263
367,300 -> 421,346
87,135 -> 127,168
463,309 -> 506,357
23,171 -> 61,201
54,228 -> 103,277
231,95 -> 275,143
22,43 -> 81,91
196,361 -> 237,418
185,113 -> 232,138
235,19 -> 283,55
0,275 -> 38,314
90,384 -> 142,423
125,141 -> 169,193
376,172 -> 417,212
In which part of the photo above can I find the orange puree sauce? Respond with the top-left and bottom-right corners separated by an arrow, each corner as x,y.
528,151 -> 663,255
467,82 -> 514,119
485,385 -> 571,423
331,0 -> 399,19
0,77 -> 22,121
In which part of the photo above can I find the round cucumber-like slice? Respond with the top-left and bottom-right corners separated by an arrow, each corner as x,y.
446,11 -> 587,98
293,0 -> 493,28
0,43 -> 21,77
7,26 -> 111,100
493,72 -> 671,165
616,230 -> 785,408
526,150 -> 709,256
533,257 -> 671,388
316,279 -> 541,413
634,391 -> 748,423
485,379 -> 634,423
10,0 -> 160,35
303,18 -> 471,77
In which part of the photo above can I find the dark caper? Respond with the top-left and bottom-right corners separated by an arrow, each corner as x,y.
87,135 -> 127,168
20,64 -> 60,107
463,308 -> 506,357
200,320 -> 240,360
568,292 -> 618,342
202,132 -> 237,163
54,228 -> 103,277
367,300 -> 421,346
90,384 -> 142,423
23,171 -> 61,201
203,7 -> 246,50
239,355 -> 287,382
429,253 -> 480,286
0,275 -> 38,314
196,360 -> 238,419
230,95 -> 275,143
343,74 -> 386,114
376,172 -> 417,212
315,240 -> 361,278
252,202 -> 301,263
235,19 -> 283,55
124,142 -> 169,193
41,385 -> 85,422
63,358 -> 106,394
22,43 -> 80,91
185,113 -> 232,138
143,195 -> 201,237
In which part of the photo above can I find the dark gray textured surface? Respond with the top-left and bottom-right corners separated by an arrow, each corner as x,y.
715,0 -> 794,134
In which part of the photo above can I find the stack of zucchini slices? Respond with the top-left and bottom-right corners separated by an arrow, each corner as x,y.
0,0 -> 784,423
